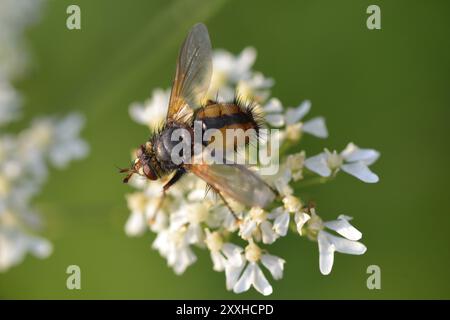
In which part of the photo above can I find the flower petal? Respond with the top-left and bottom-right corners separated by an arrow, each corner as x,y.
236,47 -> 257,75
267,206 -> 284,220
285,100 -> 311,125
305,153 -> 331,177
273,211 -> 290,237
125,211 -> 146,237
337,214 -> 353,221
169,208 -> 188,230
252,263 -> 273,296
172,246 -> 197,275
261,254 -> 285,280
128,103 -> 147,125
273,168 -> 293,196
260,221 -> 278,244
28,236 -> 53,259
187,188 -> 206,201
233,263 -> 254,294
341,143 -> 380,165
263,98 -> 283,113
303,117 -> 328,138
326,232 -> 367,255
239,219 -> 257,240
294,212 -> 311,235
318,231 -> 335,275
211,251 -> 227,271
222,243 -> 244,267
265,114 -> 285,127
225,263 -> 245,291
341,162 -> 379,183
323,217 -> 362,241
185,224 -> 203,245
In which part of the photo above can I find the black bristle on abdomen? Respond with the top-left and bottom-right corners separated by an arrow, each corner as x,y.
233,94 -> 265,140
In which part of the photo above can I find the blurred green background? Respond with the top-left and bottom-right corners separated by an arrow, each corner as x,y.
1,0 -> 450,299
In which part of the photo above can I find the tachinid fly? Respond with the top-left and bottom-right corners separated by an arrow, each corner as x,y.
121,23 -> 275,215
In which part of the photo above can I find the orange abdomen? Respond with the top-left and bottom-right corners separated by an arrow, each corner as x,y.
195,102 -> 262,149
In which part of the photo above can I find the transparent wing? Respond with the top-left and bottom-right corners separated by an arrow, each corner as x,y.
186,163 -> 275,208
167,23 -> 212,122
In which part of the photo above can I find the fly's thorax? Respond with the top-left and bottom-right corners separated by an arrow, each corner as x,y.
152,123 -> 193,171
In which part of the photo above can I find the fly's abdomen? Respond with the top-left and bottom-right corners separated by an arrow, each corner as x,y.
195,100 -> 263,149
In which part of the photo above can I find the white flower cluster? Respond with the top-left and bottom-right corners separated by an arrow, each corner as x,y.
0,0 -> 89,271
126,47 -> 379,295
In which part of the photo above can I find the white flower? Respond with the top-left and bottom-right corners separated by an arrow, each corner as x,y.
261,98 -> 284,127
262,194 -> 303,240
0,0 -> 89,273
0,0 -> 44,79
239,207 -> 279,244
170,202 -> 209,245
125,192 -> 149,236
0,114 -> 89,272
125,164 -> 178,236
211,47 -> 256,89
265,152 -> 304,197
294,211 -> 310,236
0,80 -> 21,125
0,226 -> 52,272
0,111 -> 89,273
0,0 -> 44,37
237,72 -> 273,102
129,88 -> 170,130
227,241 -> 285,296
305,143 -> 380,183
152,227 -> 197,275
48,113 -> 89,168
263,99 -> 328,140
204,229 -> 243,272
285,152 -> 305,181
211,204 -> 242,232
304,210 -> 367,275
22,113 -> 89,170
282,194 -> 302,213
210,47 -> 273,102
269,166 -> 293,197
268,207 -> 290,237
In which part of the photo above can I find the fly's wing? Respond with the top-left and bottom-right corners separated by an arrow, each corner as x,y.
167,23 -> 212,122
186,163 -> 275,208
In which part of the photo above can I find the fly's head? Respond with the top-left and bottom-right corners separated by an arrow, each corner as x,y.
121,142 -> 157,183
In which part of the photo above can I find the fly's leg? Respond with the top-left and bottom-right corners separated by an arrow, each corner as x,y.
163,168 -> 186,192
148,168 -> 186,225
209,186 -> 240,222
203,182 -> 240,222
265,180 -> 280,198
148,192 -> 167,226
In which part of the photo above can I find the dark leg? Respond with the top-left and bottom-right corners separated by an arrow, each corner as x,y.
215,189 -> 240,222
149,192 -> 166,225
264,180 -> 280,198
163,168 -> 186,192
149,169 -> 186,224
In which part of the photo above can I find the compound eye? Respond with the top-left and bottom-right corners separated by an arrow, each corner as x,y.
143,164 -> 157,180
136,147 -> 143,157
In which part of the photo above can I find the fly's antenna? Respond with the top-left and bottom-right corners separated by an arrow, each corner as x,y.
115,164 -> 127,172
116,164 -> 135,183
122,170 -> 136,183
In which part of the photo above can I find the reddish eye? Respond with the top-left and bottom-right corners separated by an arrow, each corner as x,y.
143,164 -> 157,180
